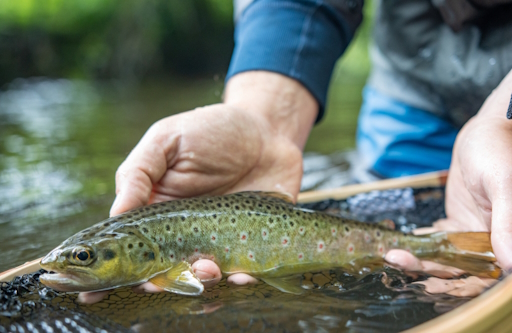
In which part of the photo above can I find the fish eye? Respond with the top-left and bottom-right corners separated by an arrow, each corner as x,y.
71,247 -> 95,265
77,250 -> 90,261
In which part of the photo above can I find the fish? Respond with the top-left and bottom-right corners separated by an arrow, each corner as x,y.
39,191 -> 495,295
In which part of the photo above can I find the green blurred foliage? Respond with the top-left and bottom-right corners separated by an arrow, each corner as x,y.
0,0 -> 234,85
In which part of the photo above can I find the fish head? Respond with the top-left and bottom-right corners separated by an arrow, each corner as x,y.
40,232 -> 159,292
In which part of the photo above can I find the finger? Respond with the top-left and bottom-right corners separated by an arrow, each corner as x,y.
192,259 -> 222,288
227,273 -> 259,286
384,249 -> 423,271
110,123 -> 180,216
77,290 -> 111,304
132,282 -> 165,294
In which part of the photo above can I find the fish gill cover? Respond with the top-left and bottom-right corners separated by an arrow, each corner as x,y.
0,187 -> 484,333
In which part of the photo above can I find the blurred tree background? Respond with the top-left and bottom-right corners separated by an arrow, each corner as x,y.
0,0 -> 234,85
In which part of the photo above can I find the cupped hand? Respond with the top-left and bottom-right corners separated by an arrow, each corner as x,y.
110,103 -> 303,215
434,69 -> 512,270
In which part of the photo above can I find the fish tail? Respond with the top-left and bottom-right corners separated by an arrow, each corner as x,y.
435,231 -> 496,262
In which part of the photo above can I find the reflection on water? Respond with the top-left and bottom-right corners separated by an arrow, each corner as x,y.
0,79 -> 98,223
0,78 -> 226,272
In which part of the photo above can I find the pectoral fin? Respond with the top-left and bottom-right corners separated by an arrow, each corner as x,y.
262,275 -> 304,295
149,261 -> 204,296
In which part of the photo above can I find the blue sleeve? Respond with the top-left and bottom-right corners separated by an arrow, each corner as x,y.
227,0 -> 363,122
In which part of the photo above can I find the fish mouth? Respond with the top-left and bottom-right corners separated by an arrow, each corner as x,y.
39,270 -> 100,292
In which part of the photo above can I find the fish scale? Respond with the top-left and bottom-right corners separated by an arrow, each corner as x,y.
39,192 -> 480,295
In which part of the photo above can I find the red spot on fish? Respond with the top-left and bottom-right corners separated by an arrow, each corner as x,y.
181,257 -> 185,261
211,236 -> 216,241
348,246 -> 354,252
319,244 -> 323,249
178,238 -> 182,242
242,235 -> 247,240
170,254 -> 174,258
379,246 -> 383,253
300,228 -> 304,232
298,253 -> 303,259
249,254 -> 253,259
282,238 -> 288,245
332,229 -> 335,233
195,248 -> 199,252
263,231 -> 267,236
225,247 -> 229,253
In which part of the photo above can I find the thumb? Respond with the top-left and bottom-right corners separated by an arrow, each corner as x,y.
110,125 -> 180,216
490,190 -> 512,271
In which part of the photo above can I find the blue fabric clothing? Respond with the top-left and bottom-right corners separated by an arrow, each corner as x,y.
356,87 -> 459,178
227,0 -> 362,122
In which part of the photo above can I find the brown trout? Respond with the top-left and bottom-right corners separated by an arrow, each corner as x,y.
39,192 -> 495,295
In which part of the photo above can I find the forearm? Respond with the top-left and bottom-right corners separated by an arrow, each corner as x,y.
224,71 -> 318,150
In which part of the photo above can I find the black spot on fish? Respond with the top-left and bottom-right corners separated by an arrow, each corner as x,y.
235,206 -> 240,210
161,257 -> 164,263
231,218 -> 236,224
266,205 -> 271,210
181,216 -> 186,221
139,242 -> 144,247
134,225 -> 140,229
345,226 -> 350,232
148,252 -> 155,260
103,223 -> 110,227
166,225 -> 170,231
269,218 -> 274,223
128,244 -> 133,249
213,214 -> 217,219
258,204 -> 262,207
217,203 -> 222,208
103,249 -> 116,260
128,231 -> 135,235
193,227 -> 199,232
99,233 -> 106,237
315,222 -> 319,227
225,203 -> 230,207
283,214 -> 287,219
165,209 -> 171,213
290,221 -> 294,227
110,233 -> 117,237
142,228 -> 148,233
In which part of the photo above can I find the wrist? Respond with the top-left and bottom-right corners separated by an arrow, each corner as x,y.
224,71 -> 318,150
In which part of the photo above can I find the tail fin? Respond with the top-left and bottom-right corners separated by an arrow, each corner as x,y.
444,232 -> 495,262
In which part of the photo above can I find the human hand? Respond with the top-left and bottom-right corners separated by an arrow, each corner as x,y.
77,72 -> 318,304
434,69 -> 512,270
